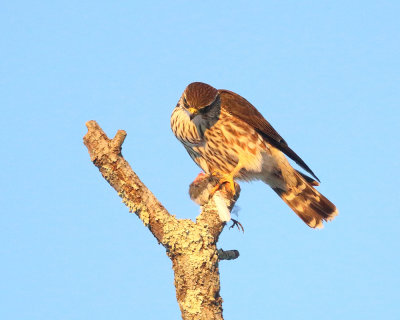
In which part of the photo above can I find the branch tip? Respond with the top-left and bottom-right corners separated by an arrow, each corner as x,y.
85,120 -> 99,130
112,130 -> 127,148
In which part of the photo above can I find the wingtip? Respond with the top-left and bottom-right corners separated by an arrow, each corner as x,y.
309,170 -> 320,183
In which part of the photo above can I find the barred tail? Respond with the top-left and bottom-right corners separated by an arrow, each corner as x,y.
273,171 -> 338,228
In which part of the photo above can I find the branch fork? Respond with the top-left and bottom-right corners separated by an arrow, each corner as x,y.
84,121 -> 240,320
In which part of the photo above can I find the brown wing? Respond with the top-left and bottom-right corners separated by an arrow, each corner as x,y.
218,89 -> 320,182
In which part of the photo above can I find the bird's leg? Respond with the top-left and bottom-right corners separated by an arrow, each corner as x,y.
210,172 -> 235,196
210,161 -> 243,196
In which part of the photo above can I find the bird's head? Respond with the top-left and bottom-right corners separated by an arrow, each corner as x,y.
181,82 -> 220,120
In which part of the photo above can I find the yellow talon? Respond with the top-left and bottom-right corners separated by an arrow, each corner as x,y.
210,174 -> 236,196
210,161 -> 243,197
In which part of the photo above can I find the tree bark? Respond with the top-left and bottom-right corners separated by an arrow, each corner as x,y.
83,121 -> 240,320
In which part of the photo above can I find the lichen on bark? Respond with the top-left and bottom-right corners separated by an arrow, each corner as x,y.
83,121 -> 239,320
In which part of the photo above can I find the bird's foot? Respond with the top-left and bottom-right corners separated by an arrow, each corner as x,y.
210,173 -> 236,196
230,218 -> 244,232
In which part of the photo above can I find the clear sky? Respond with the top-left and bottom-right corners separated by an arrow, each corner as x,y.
1,1 -> 399,319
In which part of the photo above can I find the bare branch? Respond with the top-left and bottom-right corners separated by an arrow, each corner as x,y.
83,121 -> 241,320
83,120 -> 177,245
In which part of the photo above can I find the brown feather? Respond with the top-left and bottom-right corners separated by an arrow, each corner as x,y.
296,170 -> 320,186
219,89 -> 320,182
273,171 -> 337,228
184,82 -> 218,109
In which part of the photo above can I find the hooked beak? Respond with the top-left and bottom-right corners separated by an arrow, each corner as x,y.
188,107 -> 199,120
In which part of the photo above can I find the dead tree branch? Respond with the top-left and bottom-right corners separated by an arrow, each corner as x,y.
83,120 -> 240,320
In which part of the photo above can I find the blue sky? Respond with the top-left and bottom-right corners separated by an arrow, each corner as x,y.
1,1 -> 399,319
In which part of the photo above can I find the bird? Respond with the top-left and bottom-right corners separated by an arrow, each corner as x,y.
171,82 -> 338,228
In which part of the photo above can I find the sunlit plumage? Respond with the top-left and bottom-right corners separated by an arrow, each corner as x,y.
171,82 -> 338,228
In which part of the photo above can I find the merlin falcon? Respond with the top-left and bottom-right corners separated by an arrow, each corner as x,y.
171,82 -> 338,228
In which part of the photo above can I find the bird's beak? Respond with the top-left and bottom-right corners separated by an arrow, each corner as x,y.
188,108 -> 199,120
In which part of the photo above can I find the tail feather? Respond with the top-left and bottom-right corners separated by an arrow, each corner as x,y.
273,171 -> 338,228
